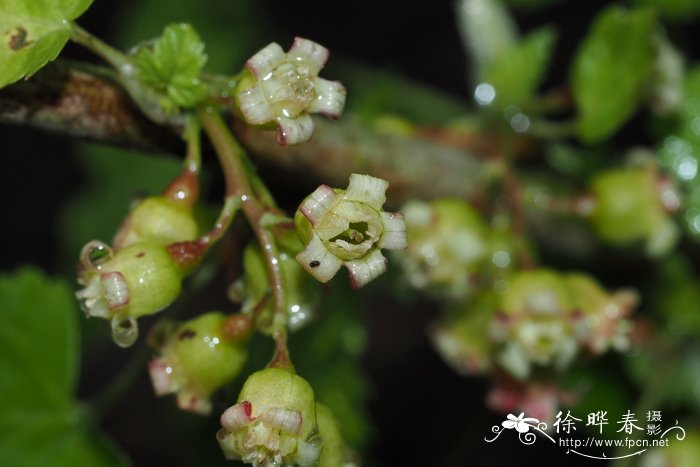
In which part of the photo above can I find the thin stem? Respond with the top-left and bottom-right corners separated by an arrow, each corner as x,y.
197,107 -> 288,332
70,24 -> 132,72
184,114 -> 202,173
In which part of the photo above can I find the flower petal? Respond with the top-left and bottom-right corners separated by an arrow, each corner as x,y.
246,42 -> 285,78
299,184 -> 338,225
308,78 -> 346,118
378,211 -> 407,250
221,401 -> 255,431
101,271 -> 129,309
296,234 -> 343,282
261,407 -> 302,434
276,114 -> 314,145
343,173 -> 388,210
288,37 -> 329,75
344,250 -> 388,289
148,357 -> 177,396
238,84 -> 275,125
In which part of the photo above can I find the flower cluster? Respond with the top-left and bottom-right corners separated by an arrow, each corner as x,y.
236,37 -> 346,145
490,269 -> 636,379
295,173 -> 407,289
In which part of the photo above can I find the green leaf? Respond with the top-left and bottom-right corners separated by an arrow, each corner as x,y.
455,0 -> 518,82
0,0 -> 94,88
571,6 -> 657,143
484,27 -> 557,109
136,23 -> 207,108
0,268 -> 127,466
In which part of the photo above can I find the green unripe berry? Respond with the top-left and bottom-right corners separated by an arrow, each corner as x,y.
149,312 -> 248,414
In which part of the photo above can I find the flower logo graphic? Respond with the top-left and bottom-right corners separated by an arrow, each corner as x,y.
502,412 -> 540,433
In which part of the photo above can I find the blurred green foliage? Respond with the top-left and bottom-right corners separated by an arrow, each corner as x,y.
0,268 -> 127,466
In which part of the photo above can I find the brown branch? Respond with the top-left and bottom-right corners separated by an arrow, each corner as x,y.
0,61 -> 182,154
0,60 -> 489,205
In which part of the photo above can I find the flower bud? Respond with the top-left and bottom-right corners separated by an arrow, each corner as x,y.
76,240 -> 184,347
396,198 -> 488,300
148,312 -> 248,414
113,196 -> 199,249
589,166 -> 679,256
235,37 -> 346,145
217,368 -> 322,466
295,173 -> 407,289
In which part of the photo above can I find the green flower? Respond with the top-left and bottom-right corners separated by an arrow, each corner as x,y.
589,165 -> 679,256
217,368 -> 322,466
148,312 -> 248,414
75,240 -> 184,347
235,37 -> 346,145
396,198 -> 488,300
295,174 -> 407,289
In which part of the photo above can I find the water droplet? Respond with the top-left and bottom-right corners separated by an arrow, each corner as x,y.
474,83 -> 496,106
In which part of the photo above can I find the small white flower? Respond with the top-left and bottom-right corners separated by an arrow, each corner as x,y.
295,174 -> 407,289
236,37 -> 346,145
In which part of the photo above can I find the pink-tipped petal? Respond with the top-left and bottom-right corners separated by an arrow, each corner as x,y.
221,401 -> 254,431
261,407 -> 302,434
101,271 -> 129,309
300,184 -> 338,225
297,234 -> 343,282
343,174 -> 388,209
307,78 -> 346,118
176,390 -> 211,415
246,42 -> 285,78
276,114 -> 314,145
237,84 -> 275,125
148,358 -> 177,396
288,37 -> 329,74
378,212 -> 407,250
345,250 -> 388,289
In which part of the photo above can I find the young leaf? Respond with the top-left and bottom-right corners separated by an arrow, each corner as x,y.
0,0 -> 94,88
0,268 -> 128,466
135,23 -> 208,109
455,0 -> 518,83
483,27 -> 557,109
571,6 -> 656,143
